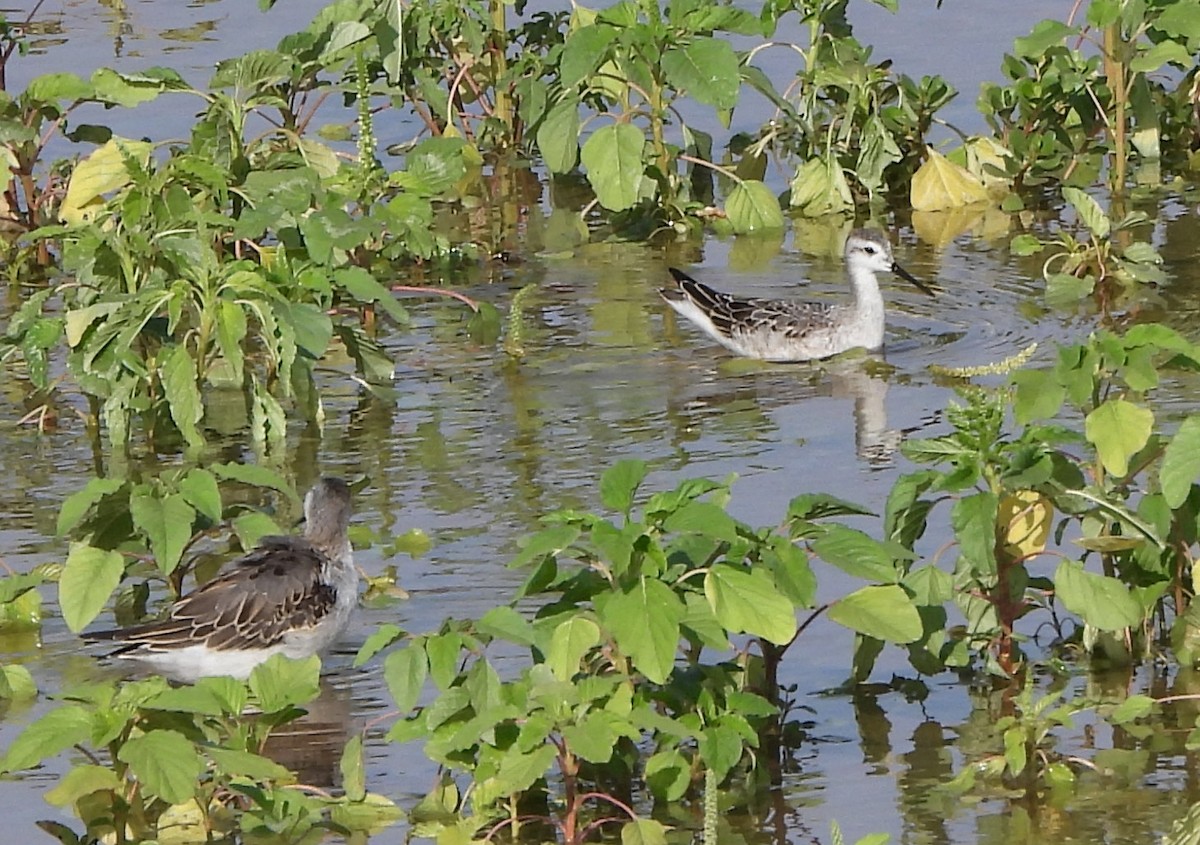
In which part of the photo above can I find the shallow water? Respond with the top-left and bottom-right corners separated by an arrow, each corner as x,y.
4,1 -> 1200,844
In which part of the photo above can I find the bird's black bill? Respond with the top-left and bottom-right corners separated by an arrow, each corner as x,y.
892,262 -> 938,297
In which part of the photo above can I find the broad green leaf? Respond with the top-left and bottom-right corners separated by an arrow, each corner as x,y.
206,747 -> 293,781
1054,561 -> 1142,631
354,623 -> 406,666
334,266 -> 409,324
1013,20 -> 1077,58
248,654 -> 321,712
60,542 -> 124,632
561,712 -> 618,763
427,631 -> 464,690
662,501 -> 742,543
118,730 -> 203,805
2,704 -> 91,772
911,149 -> 988,211
476,606 -> 534,646
952,492 -> 998,576
789,155 -> 853,216
811,525 -> 899,582
232,511 -> 283,550
56,476 -> 123,536
1110,694 -> 1156,724
160,344 -> 205,449
1011,369 -> 1065,424
179,468 -> 222,524
91,68 -> 166,108
560,24 -> 618,87
644,749 -> 690,801
827,584 -> 922,644
340,735 -> 366,802
726,180 -> 784,233
1152,3 -> 1200,41
600,459 -> 647,515
44,764 -> 121,807
0,664 -> 36,700
26,72 -> 93,103
383,644 -> 428,713
698,722 -> 743,781
210,463 -> 295,499
1085,399 -> 1154,478
1045,271 -> 1095,305
1003,726 -> 1027,775
537,100 -> 580,174
581,122 -> 645,212
1160,416 -> 1200,508
622,818 -> 669,845
602,577 -> 683,684
130,490 -> 195,576
547,617 -> 601,681
60,137 -> 153,225
478,745 -> 557,804
661,38 -> 740,110
704,565 -> 796,644
1062,186 -> 1110,238
214,299 -> 247,382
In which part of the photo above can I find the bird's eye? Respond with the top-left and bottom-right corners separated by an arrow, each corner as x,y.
863,245 -> 877,254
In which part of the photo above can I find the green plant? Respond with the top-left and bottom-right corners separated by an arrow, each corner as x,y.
2,655 -> 402,844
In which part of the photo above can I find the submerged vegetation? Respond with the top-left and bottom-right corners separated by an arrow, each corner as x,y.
4,0 -> 1200,842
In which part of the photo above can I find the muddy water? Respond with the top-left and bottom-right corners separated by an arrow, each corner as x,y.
4,1 -> 1200,844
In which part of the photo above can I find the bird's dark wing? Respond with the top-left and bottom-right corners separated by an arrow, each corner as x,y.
85,538 -> 336,652
664,267 -> 835,340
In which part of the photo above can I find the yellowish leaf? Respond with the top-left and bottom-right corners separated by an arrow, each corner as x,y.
911,149 -> 989,211
60,137 -> 153,225
998,490 -> 1052,560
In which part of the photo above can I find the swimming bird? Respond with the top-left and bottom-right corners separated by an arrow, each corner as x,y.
85,477 -> 358,682
659,228 -> 937,362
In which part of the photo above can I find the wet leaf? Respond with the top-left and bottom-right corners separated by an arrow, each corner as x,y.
118,730 -> 203,805
1085,398 -> 1153,478
704,565 -> 796,644
602,577 -> 683,683
911,149 -> 988,211
1160,415 -> 1200,508
581,122 -> 645,212
130,490 -> 195,576
547,617 -> 601,681
60,542 -> 124,632
725,180 -> 784,233
1054,560 -> 1142,631
827,584 -> 922,644
1063,186 -> 1110,238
